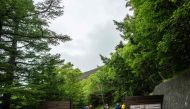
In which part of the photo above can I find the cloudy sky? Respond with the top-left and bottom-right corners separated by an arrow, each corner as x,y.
49,0 -> 130,72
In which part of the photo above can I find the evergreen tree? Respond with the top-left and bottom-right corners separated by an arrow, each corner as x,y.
0,0 -> 70,108
113,0 -> 190,95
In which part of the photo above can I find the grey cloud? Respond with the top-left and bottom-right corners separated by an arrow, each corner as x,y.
58,22 -> 122,72
88,21 -> 121,56
50,0 -> 128,72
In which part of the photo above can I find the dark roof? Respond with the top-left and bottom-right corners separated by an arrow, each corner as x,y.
81,68 -> 100,79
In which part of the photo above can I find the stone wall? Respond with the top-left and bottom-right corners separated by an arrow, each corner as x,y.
153,71 -> 190,109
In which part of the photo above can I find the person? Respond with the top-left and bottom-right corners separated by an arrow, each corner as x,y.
84,105 -> 89,109
89,104 -> 93,109
115,103 -> 121,109
104,103 -> 109,109
121,103 -> 126,109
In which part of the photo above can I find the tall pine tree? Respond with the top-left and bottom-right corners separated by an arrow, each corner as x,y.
0,0 -> 70,109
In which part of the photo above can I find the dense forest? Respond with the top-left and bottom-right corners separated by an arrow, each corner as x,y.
81,0 -> 190,108
1,0 -> 190,109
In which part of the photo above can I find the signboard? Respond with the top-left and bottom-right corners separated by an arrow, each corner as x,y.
126,95 -> 163,109
130,104 -> 161,109
130,105 -> 145,109
145,104 -> 161,109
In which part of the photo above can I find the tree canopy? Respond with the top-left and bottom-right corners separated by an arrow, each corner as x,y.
81,0 -> 190,106
0,0 -> 73,108
1,0 -> 190,109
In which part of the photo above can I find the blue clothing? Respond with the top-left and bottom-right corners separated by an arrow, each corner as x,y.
115,105 -> 120,109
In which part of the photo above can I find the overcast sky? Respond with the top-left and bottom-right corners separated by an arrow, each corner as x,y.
49,0 -> 130,72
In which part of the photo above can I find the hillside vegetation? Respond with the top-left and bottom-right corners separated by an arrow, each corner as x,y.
1,0 -> 190,109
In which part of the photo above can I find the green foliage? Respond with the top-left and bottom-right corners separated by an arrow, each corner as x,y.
112,0 -> 190,97
1,0 -> 190,108
81,66 -> 115,107
0,0 -> 71,109
56,63 -> 83,107
83,0 -> 190,106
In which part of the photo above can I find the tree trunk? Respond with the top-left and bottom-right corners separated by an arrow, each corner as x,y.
0,19 -> 2,40
2,23 -> 18,109
2,93 -> 11,109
